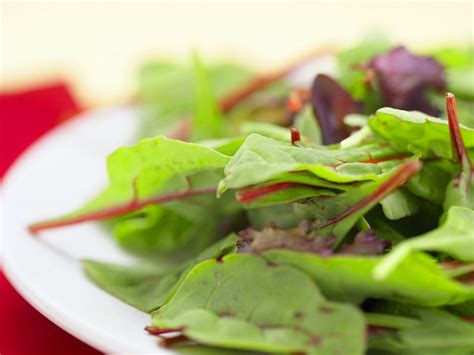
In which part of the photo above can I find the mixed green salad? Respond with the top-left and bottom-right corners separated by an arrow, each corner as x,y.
30,37 -> 474,354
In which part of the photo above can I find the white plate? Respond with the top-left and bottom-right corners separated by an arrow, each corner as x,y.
2,107 -> 172,354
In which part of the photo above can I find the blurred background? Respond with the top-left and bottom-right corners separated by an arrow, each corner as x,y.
3,1 -> 473,107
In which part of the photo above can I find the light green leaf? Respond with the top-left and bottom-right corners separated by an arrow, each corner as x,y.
218,133 -> 401,195
264,250 -> 474,306
293,105 -> 322,145
152,253 -> 365,354
374,206 -> 474,279
237,184 -> 336,208
337,34 -> 390,102
295,160 -> 421,245
369,309 -> 474,355
369,108 -> 474,159
380,190 -> 421,220
137,60 -> 252,138
82,234 -> 238,312
191,52 -> 226,140
405,159 -> 455,204
31,137 -> 230,231
240,121 -> 291,142
444,164 -> 474,210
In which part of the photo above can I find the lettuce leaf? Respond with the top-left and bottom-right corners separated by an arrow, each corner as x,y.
150,253 -> 365,354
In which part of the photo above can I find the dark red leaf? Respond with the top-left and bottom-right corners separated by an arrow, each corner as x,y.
310,74 -> 362,144
368,46 -> 446,115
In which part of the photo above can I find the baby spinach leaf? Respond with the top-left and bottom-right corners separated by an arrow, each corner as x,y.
337,34 -> 391,102
112,205 -> 218,255
82,234 -> 239,312
380,190 -> 421,220
236,183 -> 336,208
369,108 -> 474,159
151,253 -> 366,354
368,309 -> 474,355
218,133 -> 403,195
365,213 -> 406,245
138,59 -> 252,138
191,53 -> 226,141
30,137 -> 230,233
111,171 -> 242,256
293,105 -> 322,145
169,342 -> 263,355
264,250 -> 474,306
374,206 -> 474,279
246,204 -> 302,230
404,159 -> 455,204
318,160 -> 422,245
240,121 -> 292,142
82,260 -> 180,313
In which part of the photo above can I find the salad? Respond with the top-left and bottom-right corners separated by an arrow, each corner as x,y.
30,37 -> 474,354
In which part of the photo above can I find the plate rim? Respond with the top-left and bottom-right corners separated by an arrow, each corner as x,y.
1,105 -> 164,354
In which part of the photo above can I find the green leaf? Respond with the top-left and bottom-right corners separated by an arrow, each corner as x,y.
84,138 -> 227,211
365,312 -> 421,330
82,260 -> 181,313
199,136 -> 247,156
82,234 -> 238,312
365,213 -> 406,245
110,170 -> 241,256
218,133 -> 402,195
404,159 -> 455,204
369,108 -> 474,159
112,204 -> 218,255
152,253 -> 366,354
337,34 -> 391,102
293,105 -> 322,145
374,206 -> 474,279
240,121 -> 291,142
295,160 -> 421,245
236,184 -> 336,208
444,165 -> 474,210
137,59 -> 252,138
30,137 -> 230,232
246,204 -> 302,230
191,53 -> 226,140
380,190 -> 421,220
264,250 -> 474,306
368,309 -> 474,355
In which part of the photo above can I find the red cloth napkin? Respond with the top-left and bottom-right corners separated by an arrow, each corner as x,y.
0,83 -> 100,355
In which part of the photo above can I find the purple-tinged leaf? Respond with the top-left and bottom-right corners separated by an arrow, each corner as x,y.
237,221 -> 335,255
310,74 -> 362,144
340,230 -> 390,256
368,46 -> 446,115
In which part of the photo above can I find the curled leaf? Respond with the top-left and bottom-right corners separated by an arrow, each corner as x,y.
310,74 -> 362,144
